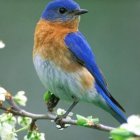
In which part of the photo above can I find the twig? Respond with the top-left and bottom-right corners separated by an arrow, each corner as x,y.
0,91 -> 115,132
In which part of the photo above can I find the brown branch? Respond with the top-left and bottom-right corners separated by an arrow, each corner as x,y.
0,92 -> 115,132
0,106 -> 114,132
0,93 -> 114,132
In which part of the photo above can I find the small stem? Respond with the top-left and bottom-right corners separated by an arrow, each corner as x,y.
15,126 -> 29,133
6,95 -> 21,112
30,119 -> 37,131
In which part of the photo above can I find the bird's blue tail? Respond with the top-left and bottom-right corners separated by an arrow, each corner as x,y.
101,92 -> 127,124
110,107 -> 127,124
96,85 -> 127,124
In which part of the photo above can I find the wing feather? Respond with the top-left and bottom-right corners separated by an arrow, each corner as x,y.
65,31 -> 125,112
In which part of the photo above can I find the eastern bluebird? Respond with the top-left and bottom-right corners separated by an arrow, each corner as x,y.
33,0 -> 127,123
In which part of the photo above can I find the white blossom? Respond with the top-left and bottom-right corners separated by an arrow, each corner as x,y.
18,116 -> 32,127
0,113 -> 16,128
0,123 -> 17,140
0,114 -> 17,140
57,108 -> 66,115
68,112 -> 73,117
0,87 -> 7,101
56,108 -> 73,129
56,125 -> 64,130
56,108 -> 73,117
0,87 -> 7,94
14,91 -> 27,106
39,133 -> 45,140
24,131 -> 45,140
121,115 -> 140,136
0,40 -> 5,49
0,94 -> 5,101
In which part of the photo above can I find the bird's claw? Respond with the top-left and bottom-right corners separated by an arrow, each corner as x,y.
55,115 -> 67,129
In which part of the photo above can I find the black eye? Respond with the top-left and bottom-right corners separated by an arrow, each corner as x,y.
59,7 -> 67,14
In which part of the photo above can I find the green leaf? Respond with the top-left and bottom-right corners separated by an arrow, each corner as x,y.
92,118 -> 100,125
87,116 -> 93,119
43,91 -> 52,102
110,128 -> 134,140
76,115 -> 99,126
76,115 -> 87,126
24,131 -> 45,140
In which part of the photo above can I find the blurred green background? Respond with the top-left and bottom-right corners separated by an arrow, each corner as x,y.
0,0 -> 140,139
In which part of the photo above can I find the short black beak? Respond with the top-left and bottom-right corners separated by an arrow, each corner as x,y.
74,9 -> 88,15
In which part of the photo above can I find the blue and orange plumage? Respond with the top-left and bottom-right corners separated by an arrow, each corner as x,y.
33,0 -> 127,123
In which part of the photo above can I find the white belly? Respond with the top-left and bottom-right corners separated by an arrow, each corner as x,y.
33,55 -> 99,102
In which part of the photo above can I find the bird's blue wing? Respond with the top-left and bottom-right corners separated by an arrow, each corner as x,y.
65,32 -> 107,87
65,31 -> 125,112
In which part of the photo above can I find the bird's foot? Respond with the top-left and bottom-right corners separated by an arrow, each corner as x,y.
55,98 -> 78,129
55,115 -> 67,129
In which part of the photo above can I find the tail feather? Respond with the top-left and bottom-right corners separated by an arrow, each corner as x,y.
96,84 -> 127,124
102,92 -> 127,124
110,108 -> 127,124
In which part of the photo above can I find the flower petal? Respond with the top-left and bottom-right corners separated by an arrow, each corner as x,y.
0,41 -> 5,49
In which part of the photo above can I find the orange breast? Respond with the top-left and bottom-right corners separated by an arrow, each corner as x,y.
33,19 -> 94,89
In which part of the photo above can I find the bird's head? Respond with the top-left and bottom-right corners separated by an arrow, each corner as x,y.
41,0 -> 88,22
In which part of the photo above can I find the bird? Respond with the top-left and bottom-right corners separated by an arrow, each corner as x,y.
33,0 -> 127,124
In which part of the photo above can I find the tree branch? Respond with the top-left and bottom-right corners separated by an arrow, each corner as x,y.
0,91 -> 115,132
